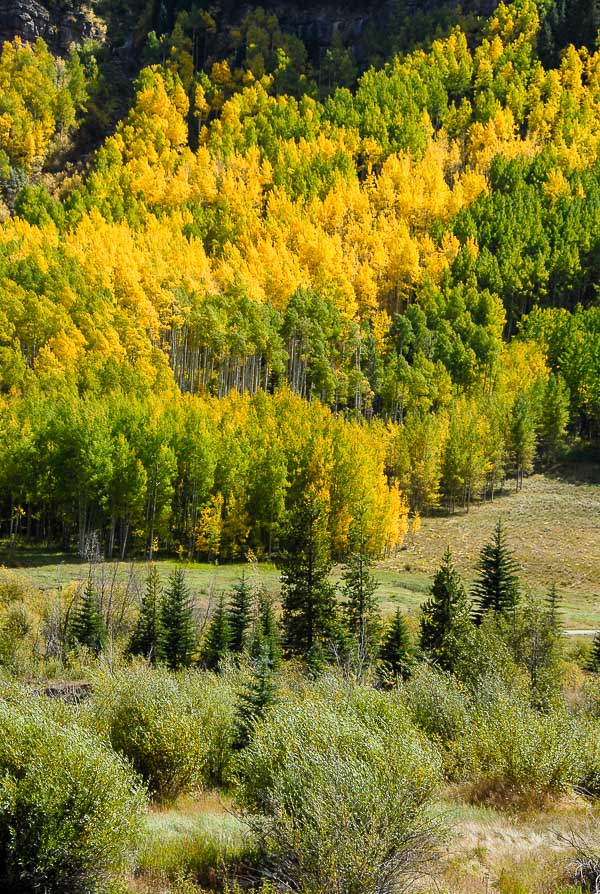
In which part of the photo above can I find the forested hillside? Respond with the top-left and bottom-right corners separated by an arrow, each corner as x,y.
0,0 -> 598,561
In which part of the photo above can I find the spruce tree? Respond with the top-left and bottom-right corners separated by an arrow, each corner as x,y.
341,535 -> 382,665
227,573 -> 252,654
588,633 -> 600,672
379,608 -> 412,682
420,547 -> 472,672
128,564 -> 163,664
160,566 -> 196,670
69,575 -> 106,655
281,491 -> 337,660
249,589 -> 282,668
233,645 -> 278,749
202,592 -> 232,670
472,520 -> 521,623
545,582 -> 562,629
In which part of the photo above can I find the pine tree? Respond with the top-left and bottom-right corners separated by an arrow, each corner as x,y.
202,592 -> 232,670
233,645 -> 278,749
227,573 -> 252,654
128,564 -> 163,664
588,632 -> 600,672
420,547 -> 472,672
379,608 -> 412,682
281,491 -> 337,660
545,582 -> 562,630
160,566 -> 196,670
249,589 -> 282,668
341,542 -> 382,665
472,521 -> 521,623
69,575 -> 106,655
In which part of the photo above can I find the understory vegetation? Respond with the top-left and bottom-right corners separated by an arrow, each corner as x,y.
1,518 -> 600,893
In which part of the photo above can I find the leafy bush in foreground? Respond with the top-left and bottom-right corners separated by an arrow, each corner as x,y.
236,677 -> 443,894
454,681 -> 582,801
93,666 -> 236,799
0,700 -> 144,894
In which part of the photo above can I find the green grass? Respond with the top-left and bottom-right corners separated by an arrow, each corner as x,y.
135,793 -> 255,888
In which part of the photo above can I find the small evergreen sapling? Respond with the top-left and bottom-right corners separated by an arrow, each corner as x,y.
69,575 -> 106,655
588,632 -> 600,672
420,547 -> 472,672
234,645 -> 278,749
379,608 -> 412,683
227,573 -> 253,653
281,491 -> 337,660
202,592 -> 232,670
341,527 -> 382,665
249,589 -> 282,668
128,564 -> 163,664
160,566 -> 196,669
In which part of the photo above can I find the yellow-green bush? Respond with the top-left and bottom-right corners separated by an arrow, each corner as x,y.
0,699 -> 144,893
92,666 -> 236,800
236,676 -> 443,894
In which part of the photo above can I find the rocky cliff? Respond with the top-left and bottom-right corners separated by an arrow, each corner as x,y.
0,0 -> 101,52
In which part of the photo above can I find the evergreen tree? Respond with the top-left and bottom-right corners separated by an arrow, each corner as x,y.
227,573 -> 253,654
233,645 -> 278,749
160,566 -> 196,670
128,564 -> 163,664
472,521 -> 521,623
545,582 -> 562,629
281,491 -> 337,660
249,589 -> 282,668
69,575 -> 106,655
341,535 -> 382,665
588,632 -> 600,673
379,608 -> 412,682
420,547 -> 472,672
202,592 -> 232,670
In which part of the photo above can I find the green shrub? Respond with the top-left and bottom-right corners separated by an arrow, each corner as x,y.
401,664 -> 471,747
236,676 -> 443,894
93,666 -> 236,800
178,668 -> 238,786
0,700 -> 144,894
454,682 -> 582,801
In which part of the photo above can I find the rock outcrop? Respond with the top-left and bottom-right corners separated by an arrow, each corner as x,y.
0,0 -> 101,52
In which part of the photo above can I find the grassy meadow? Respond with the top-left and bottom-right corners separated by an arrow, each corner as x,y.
2,469 -> 599,629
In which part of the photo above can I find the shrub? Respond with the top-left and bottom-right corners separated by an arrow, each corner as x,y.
454,682 -> 582,802
236,676 -> 443,894
178,668 -> 238,785
93,666 -> 236,800
0,699 -> 144,894
400,664 -> 471,747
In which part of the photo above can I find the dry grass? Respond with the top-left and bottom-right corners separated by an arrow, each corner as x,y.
432,792 -> 599,894
388,471 -> 600,628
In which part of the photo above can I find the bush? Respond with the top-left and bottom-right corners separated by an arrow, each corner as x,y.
454,681 -> 582,802
236,676 -> 443,894
400,664 -> 471,747
93,666 -> 236,800
0,699 -> 144,894
179,667 -> 238,785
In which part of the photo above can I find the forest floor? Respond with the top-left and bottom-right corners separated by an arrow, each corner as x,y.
2,466 -> 600,629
